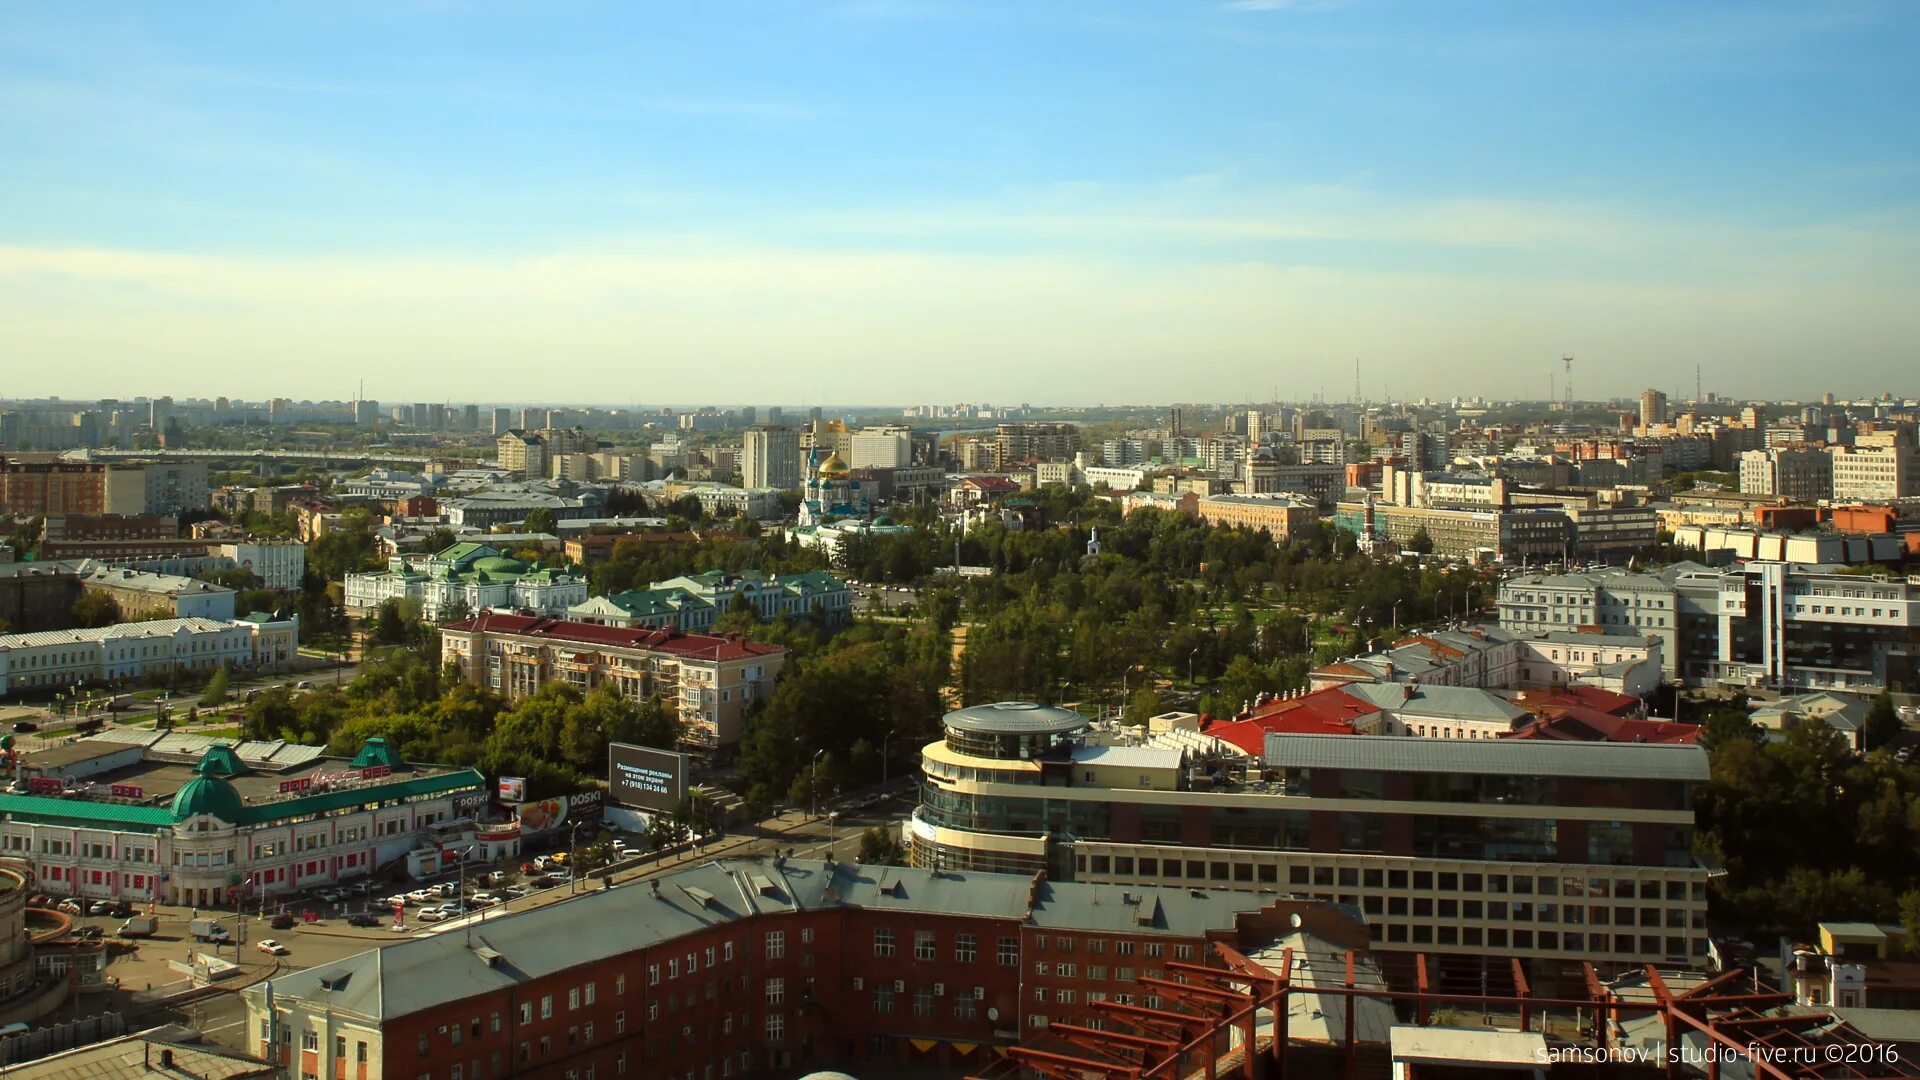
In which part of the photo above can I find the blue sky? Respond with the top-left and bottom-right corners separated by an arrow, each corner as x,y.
2,1 -> 1916,404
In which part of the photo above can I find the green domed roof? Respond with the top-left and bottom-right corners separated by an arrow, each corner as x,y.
872,515 -> 896,527
171,775 -> 243,823
472,556 -> 526,575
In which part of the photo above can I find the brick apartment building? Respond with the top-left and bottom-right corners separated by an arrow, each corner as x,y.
243,857 -> 1282,1080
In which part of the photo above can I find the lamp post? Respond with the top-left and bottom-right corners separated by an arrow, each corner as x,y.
1188,647 -> 1200,688
881,729 -> 899,791
566,823 -> 581,895
810,749 -> 826,821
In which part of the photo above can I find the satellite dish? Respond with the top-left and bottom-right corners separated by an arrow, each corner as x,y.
1289,913 -> 1304,930
987,1007 -> 999,1022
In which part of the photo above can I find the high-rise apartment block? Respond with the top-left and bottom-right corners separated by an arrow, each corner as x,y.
743,425 -> 804,490
994,422 -> 1081,468
1637,389 -> 1669,427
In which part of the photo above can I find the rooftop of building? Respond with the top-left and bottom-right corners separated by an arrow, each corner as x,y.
943,701 -> 1088,736
2,736 -> 482,829
1262,731 -> 1711,782
1341,682 -> 1533,724
71,561 -> 234,596
443,612 -> 785,662
1509,684 -> 1644,717
0,616 -> 256,652
248,856 -> 1274,1023
12,1029 -> 275,1080
1504,707 -> 1703,745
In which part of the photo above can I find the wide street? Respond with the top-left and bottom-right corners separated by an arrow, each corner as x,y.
109,789 -> 917,1050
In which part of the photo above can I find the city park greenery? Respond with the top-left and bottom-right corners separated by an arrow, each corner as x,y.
211,484 -> 1920,944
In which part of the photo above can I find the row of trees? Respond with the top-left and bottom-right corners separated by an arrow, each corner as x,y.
241,649 -> 683,798
1695,697 -> 1920,939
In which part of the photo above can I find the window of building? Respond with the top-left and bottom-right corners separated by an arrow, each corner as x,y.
765,931 -> 785,959
874,928 -> 896,958
955,933 -> 978,962
998,938 -> 1019,966
914,930 -> 935,961
766,978 -> 785,1005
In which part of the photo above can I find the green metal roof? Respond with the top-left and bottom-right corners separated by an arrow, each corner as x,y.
237,768 -> 485,825
0,793 -> 175,829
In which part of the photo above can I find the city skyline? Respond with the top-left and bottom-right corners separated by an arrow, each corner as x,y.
3,1 -> 1917,402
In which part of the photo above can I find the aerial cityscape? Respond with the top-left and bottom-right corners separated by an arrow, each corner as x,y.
3,3 -> 1920,1080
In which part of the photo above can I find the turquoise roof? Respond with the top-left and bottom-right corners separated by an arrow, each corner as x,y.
171,775 -> 245,822
0,794 -> 174,830
239,768 -> 483,825
351,737 -> 402,770
195,743 -> 247,777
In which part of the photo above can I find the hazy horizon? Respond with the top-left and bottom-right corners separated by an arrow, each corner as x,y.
5,1 -> 1916,403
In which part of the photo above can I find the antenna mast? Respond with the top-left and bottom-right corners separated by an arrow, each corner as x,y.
1562,355 -> 1573,411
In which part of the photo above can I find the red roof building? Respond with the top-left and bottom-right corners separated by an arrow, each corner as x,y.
1510,683 -> 1643,718
1202,687 -> 1384,753
1505,706 -> 1701,745
440,613 -> 786,751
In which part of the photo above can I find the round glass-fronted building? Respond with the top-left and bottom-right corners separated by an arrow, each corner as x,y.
909,702 -> 1091,877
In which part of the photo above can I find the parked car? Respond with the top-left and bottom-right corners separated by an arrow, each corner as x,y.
56,899 -> 83,915
72,925 -> 104,941
483,870 -> 508,886
315,888 -> 342,903
416,908 -> 447,922
257,939 -> 290,956
406,889 -> 435,904
88,900 -> 115,915
346,913 -> 382,927
502,885 -> 529,899
518,861 -> 539,875
470,893 -> 500,907
9,722 -> 36,734
383,894 -> 410,909
270,913 -> 298,930
294,680 -> 313,690
436,882 -> 458,897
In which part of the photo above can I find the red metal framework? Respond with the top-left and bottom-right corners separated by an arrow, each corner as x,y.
968,945 -> 1920,1080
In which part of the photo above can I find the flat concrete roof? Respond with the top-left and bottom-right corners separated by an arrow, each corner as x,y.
1390,1026 -> 1548,1068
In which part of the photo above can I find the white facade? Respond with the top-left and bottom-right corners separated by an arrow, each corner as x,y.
1830,444 -> 1917,502
0,617 -> 285,695
849,429 -> 911,469
210,540 -> 307,589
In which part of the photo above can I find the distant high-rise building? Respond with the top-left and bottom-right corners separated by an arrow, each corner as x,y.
463,404 -> 480,431
767,406 -> 784,425
148,396 -> 173,432
739,406 -> 756,425
491,408 -> 513,435
1739,447 -> 1833,502
743,425 -> 803,490
1638,389 -> 1669,427
1169,406 -> 1185,438
413,402 -> 431,428
354,400 -> 381,426
994,422 -> 1082,468
428,403 -> 448,430
808,406 -> 823,425
521,407 -> 551,430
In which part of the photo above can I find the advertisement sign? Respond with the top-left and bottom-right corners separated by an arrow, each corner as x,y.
497,776 -> 527,803
608,743 -> 689,813
514,791 -> 605,836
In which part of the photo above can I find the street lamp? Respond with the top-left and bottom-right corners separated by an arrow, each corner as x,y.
810,749 -> 826,821
567,822 -> 582,895
881,729 -> 900,790
1188,647 -> 1200,687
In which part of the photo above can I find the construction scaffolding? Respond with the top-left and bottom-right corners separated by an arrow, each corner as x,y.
968,941 -> 1920,1080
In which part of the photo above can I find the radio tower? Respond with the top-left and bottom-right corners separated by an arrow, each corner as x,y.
1354,359 -> 1363,406
1562,355 -> 1573,410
